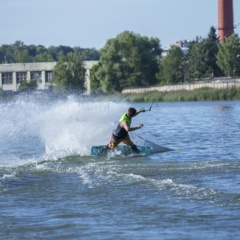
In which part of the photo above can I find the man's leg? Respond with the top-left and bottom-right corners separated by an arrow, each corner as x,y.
109,134 -> 121,148
102,134 -> 121,155
122,136 -> 140,154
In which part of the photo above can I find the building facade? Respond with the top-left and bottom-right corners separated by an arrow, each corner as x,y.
0,61 -> 98,94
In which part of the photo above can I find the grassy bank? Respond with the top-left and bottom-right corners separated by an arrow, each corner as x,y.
121,87 -> 240,102
1,87 -> 240,103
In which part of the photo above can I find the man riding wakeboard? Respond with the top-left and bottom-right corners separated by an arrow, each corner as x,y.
103,107 -> 145,155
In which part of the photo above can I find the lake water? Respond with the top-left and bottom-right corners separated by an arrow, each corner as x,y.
0,95 -> 239,240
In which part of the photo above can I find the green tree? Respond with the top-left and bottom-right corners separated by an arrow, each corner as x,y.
90,31 -> 162,93
53,52 -> 86,92
0,44 -> 15,63
48,45 -> 74,61
18,80 -> 38,92
48,46 -> 60,61
216,34 -> 240,77
33,52 -> 54,62
188,39 -> 209,79
187,27 -> 222,80
73,47 -> 100,60
17,49 -> 32,62
206,26 -> 222,77
0,42 -> 99,63
159,45 -> 184,84
90,63 -> 103,93
35,45 -> 47,55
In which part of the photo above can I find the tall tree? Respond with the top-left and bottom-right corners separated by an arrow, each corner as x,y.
216,34 -> 240,77
53,53 -> 86,92
188,39 -> 210,79
188,27 -> 222,80
33,52 -> 54,62
73,47 -> 100,60
90,31 -> 162,93
159,45 -> 184,84
0,44 -> 14,63
206,26 -> 223,77
17,49 -> 31,63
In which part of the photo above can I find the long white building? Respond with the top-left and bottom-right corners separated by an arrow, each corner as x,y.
0,61 -> 98,94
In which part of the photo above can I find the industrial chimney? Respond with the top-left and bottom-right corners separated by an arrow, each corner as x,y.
218,0 -> 234,43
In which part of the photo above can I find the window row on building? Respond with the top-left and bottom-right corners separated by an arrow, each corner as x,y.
2,71 -> 53,85
0,61 -> 98,93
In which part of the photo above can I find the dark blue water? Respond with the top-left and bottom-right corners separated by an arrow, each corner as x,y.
0,96 -> 239,239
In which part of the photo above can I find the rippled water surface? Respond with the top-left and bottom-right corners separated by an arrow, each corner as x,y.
0,96 -> 239,239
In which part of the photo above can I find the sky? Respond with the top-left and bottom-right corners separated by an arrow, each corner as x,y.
0,0 -> 240,50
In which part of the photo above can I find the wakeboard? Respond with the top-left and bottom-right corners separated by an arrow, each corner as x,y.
91,145 -> 151,157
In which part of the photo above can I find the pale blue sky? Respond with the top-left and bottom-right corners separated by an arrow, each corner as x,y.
1,0 -> 239,49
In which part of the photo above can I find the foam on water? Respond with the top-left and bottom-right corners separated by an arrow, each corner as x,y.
0,95 -> 129,165
1,99 -> 240,239
39,99 -> 126,158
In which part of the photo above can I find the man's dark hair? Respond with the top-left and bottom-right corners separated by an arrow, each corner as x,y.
128,107 -> 137,116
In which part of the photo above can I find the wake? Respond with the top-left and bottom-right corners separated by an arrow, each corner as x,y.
0,94 -> 168,164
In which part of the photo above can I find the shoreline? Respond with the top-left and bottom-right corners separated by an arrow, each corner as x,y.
1,86 -> 240,103
121,86 -> 240,102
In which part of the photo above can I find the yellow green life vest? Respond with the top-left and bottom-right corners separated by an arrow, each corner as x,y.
119,113 -> 132,126
113,113 -> 131,138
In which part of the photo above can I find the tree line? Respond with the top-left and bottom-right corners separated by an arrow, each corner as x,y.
0,41 -> 99,93
0,41 -> 99,63
90,27 -> 240,94
1,27 -> 240,94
